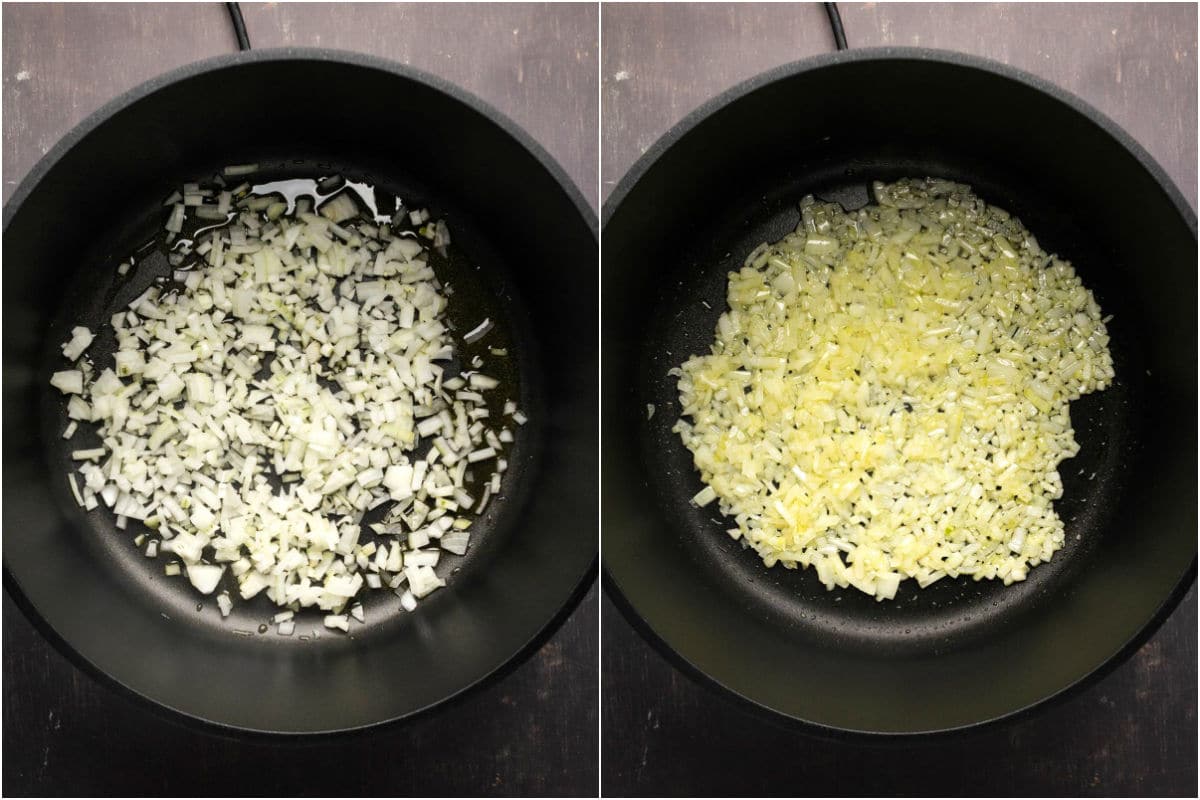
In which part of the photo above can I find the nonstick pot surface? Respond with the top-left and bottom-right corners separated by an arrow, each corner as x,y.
4,50 -> 597,734
602,49 -> 1196,734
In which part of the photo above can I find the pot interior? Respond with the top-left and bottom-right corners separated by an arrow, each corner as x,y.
4,52 -> 598,733
603,51 -> 1196,733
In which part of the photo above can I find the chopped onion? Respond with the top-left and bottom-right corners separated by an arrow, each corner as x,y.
186,564 -> 224,595
404,565 -> 444,598
463,318 -> 493,343
432,220 -> 451,256
61,327 -> 94,361
406,550 -> 439,567
440,531 -> 470,555
466,447 -> 496,463
675,179 -> 1114,599
52,175 -> 523,626
468,373 -> 499,391
164,203 -> 185,233
67,473 -> 84,507
318,192 -> 359,224
51,370 -> 84,395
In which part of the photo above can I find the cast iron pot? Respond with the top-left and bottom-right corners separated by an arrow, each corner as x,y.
4,49 -> 597,734
603,48 -> 1196,735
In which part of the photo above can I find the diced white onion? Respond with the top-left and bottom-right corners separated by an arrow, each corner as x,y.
61,327 -> 94,361
51,370 -> 84,395
463,318 -> 493,343
186,564 -> 225,595
675,179 -> 1114,599
51,176 -> 522,624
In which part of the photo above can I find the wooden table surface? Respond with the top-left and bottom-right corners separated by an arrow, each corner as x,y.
601,3 -> 1196,797
5,2 -> 1197,797
2,4 -> 597,796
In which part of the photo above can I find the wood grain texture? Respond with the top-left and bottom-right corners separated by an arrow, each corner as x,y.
2,3 -> 234,203
603,589 -> 1196,797
601,3 -> 1196,796
3,2 -> 598,209
4,588 -> 598,797
2,3 -> 597,797
238,2 -> 598,211
601,2 -> 837,195
602,2 -> 1197,209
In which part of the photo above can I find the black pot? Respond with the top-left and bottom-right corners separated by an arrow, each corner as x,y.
602,48 -> 1196,734
3,49 -> 597,734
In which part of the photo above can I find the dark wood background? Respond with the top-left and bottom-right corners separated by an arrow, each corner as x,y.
2,4 -> 598,797
601,3 -> 1197,797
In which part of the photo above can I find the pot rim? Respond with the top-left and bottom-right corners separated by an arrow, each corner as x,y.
601,45 -> 1196,737
3,46 -> 598,736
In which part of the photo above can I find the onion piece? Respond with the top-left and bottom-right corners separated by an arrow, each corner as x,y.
51,370 -> 84,395
463,318 -> 493,343
61,327 -> 94,361
675,178 -> 1114,598
67,473 -> 84,507
186,564 -> 225,595
52,177 -> 523,623
440,531 -> 470,555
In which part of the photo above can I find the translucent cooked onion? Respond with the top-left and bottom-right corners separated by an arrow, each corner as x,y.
674,178 -> 1114,600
